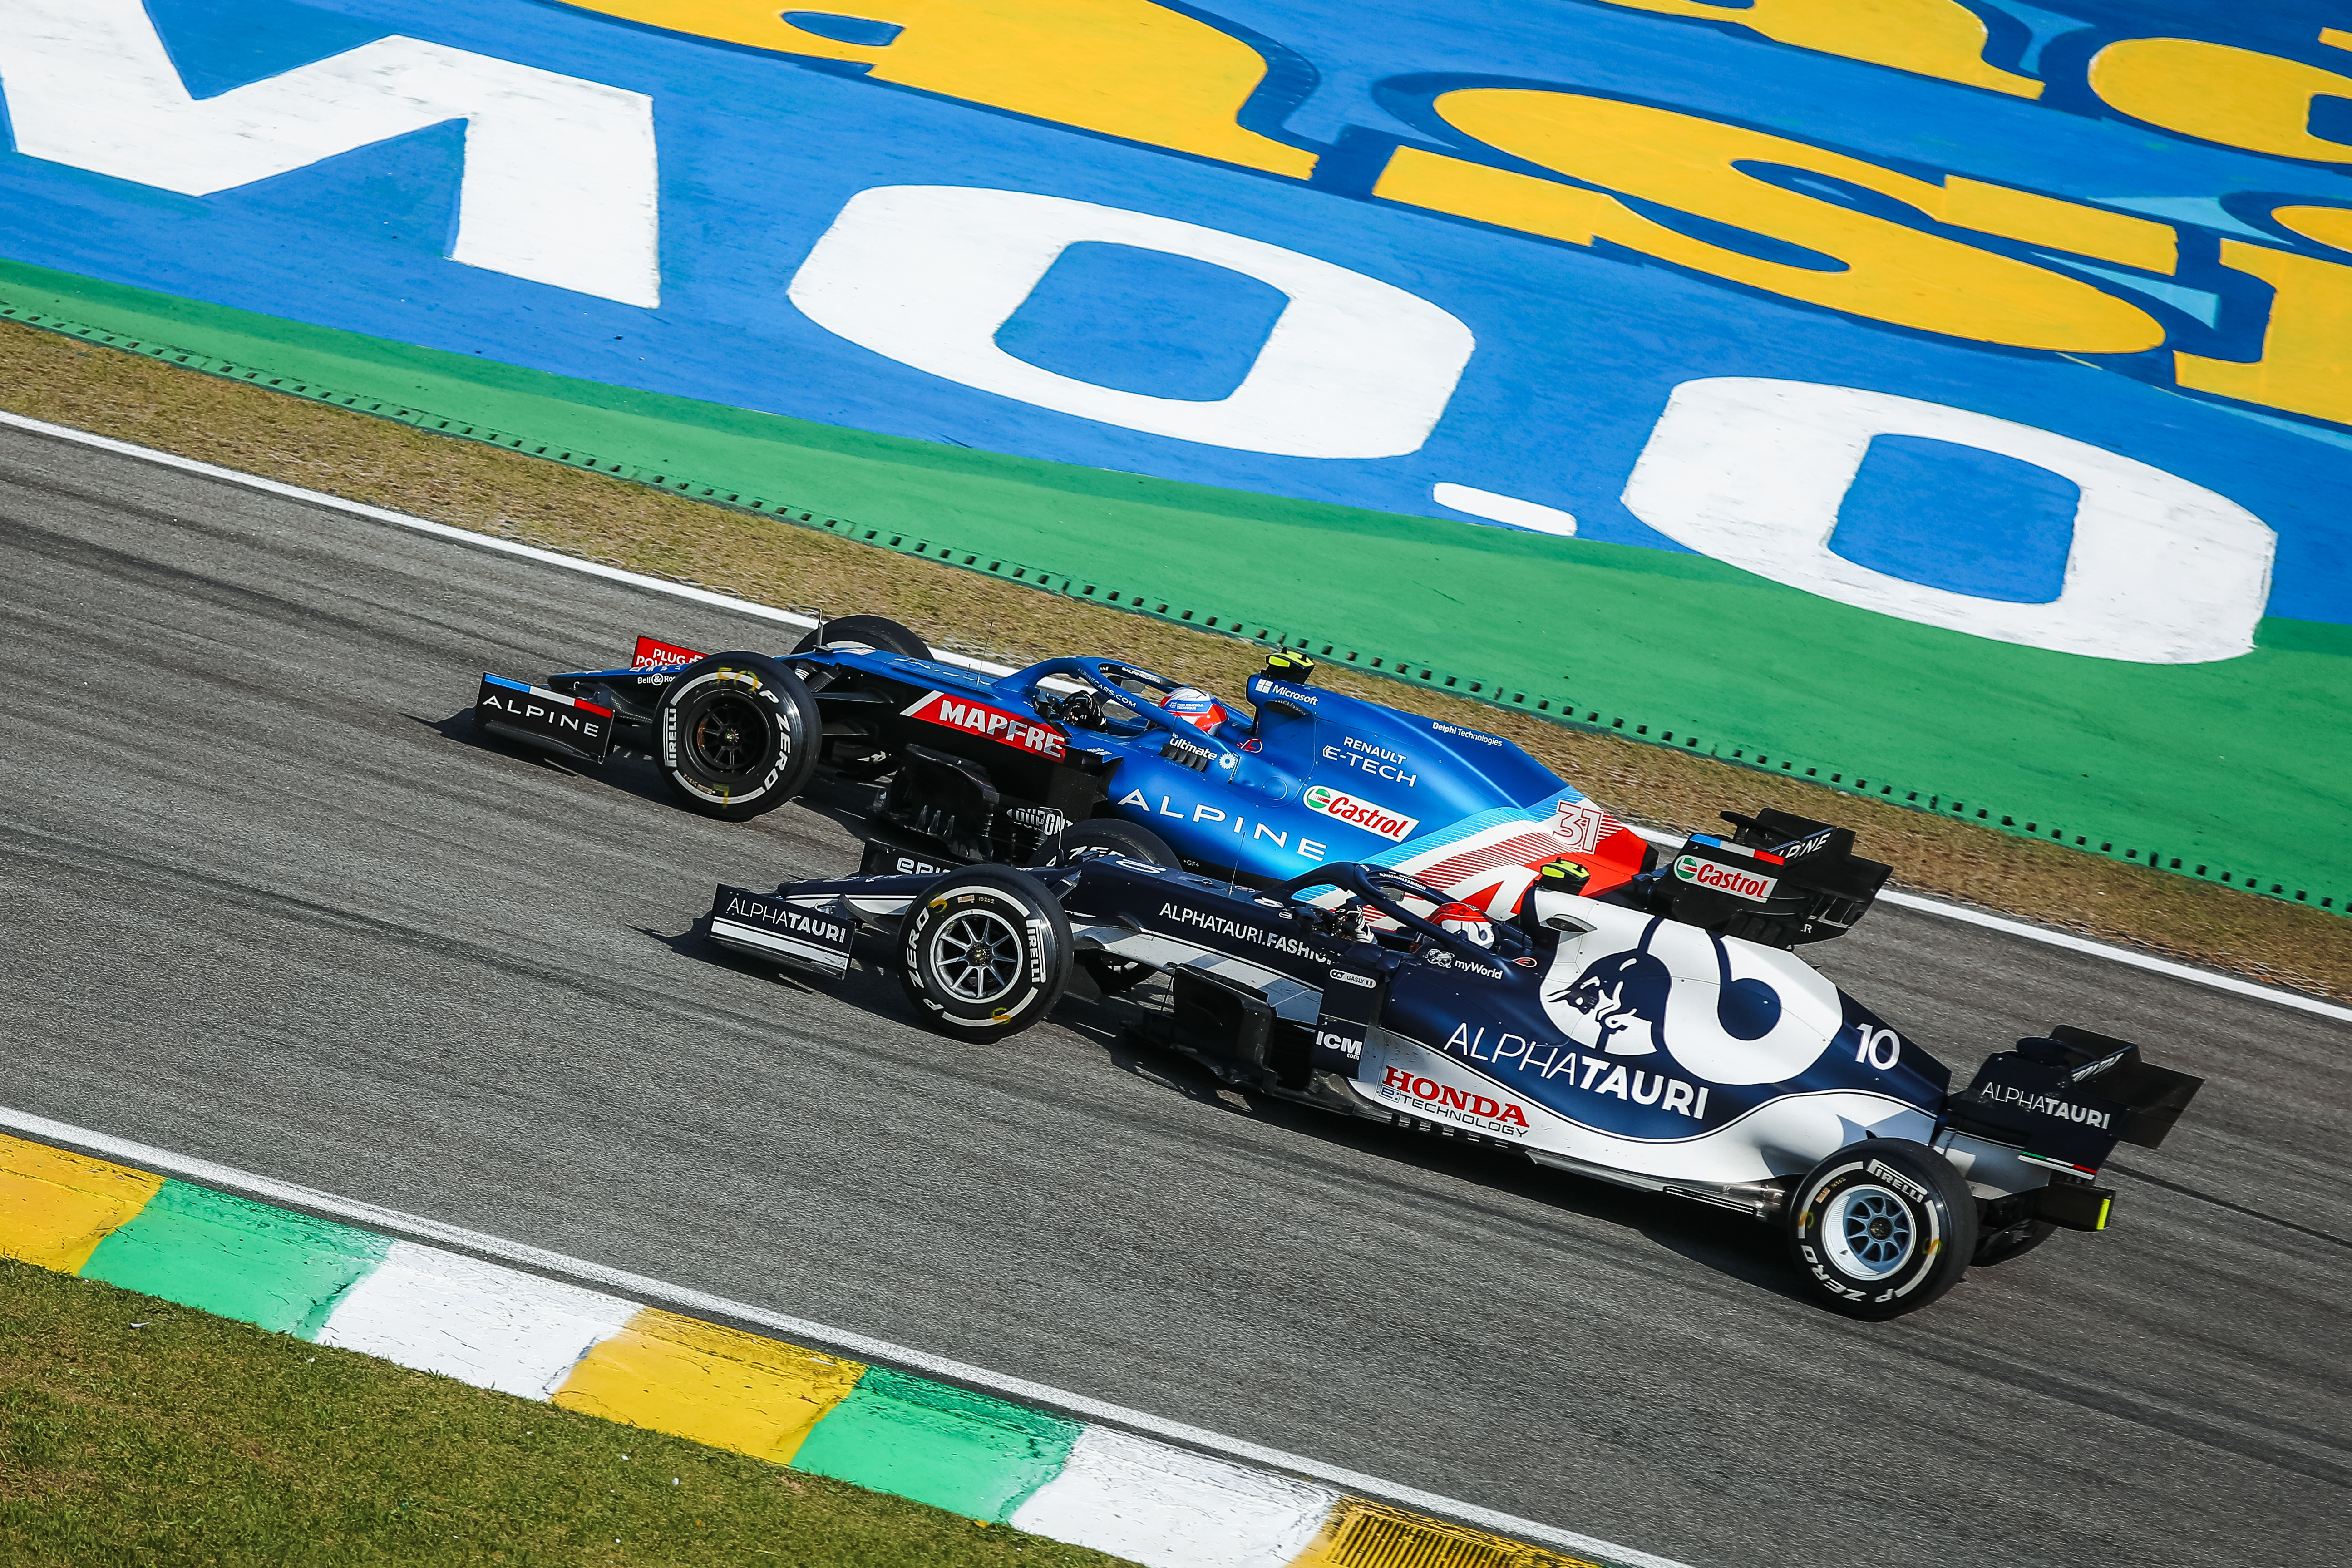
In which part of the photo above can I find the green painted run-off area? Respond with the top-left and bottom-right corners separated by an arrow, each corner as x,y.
5,258 -> 2343,910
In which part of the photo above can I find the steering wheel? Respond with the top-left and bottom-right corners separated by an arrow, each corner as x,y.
997,657 -> 1189,738
1273,864 -> 1509,971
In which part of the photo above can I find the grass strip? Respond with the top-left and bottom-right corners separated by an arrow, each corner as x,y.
0,319 -> 2341,1002
0,1257 -> 1129,1567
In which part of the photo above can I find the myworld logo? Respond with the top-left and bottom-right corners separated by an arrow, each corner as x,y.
1673,854 -> 1777,903
1302,785 -> 1418,842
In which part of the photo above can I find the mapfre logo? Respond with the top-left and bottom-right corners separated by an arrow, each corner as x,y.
1673,854 -> 1777,902
903,690 -> 1068,759
1302,785 -> 1418,842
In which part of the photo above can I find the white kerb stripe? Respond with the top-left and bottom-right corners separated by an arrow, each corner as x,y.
1011,1425 -> 1339,1568
314,1238 -> 637,1399
0,1104 -> 1690,1568
0,406 -> 2327,1018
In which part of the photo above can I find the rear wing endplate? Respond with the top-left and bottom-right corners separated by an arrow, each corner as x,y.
1651,807 -> 1892,946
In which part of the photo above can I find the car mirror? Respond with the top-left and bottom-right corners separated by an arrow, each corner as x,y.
1529,888 -> 1596,936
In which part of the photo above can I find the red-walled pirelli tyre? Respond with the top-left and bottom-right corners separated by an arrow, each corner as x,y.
656,653 -> 822,820
898,867 -> 1073,1043
1786,1140 -> 1978,1320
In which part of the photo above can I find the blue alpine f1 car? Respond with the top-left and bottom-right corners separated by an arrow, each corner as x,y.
474,613 -> 1650,911
703,806 -> 2203,1319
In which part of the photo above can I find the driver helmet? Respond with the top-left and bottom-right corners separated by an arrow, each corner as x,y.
1160,686 -> 1228,736
1432,901 -> 1496,949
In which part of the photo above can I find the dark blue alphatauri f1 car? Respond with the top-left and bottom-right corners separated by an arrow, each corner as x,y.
705,807 -> 2204,1319
475,613 -> 1649,912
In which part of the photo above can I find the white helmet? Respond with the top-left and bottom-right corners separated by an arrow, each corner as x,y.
1433,900 -> 1496,948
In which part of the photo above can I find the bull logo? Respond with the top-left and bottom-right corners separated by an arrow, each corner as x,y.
1550,948 -> 1673,1057
1538,914 -> 1826,1087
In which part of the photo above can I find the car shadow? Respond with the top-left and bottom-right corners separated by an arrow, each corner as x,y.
409,708 -> 890,829
638,917 -> 926,1023
1050,985 -> 1812,1306
633,922 -> 825,995
636,901 -> 1811,1307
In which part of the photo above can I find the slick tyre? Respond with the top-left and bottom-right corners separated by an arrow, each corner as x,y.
791,615 -> 932,660
1052,822 -> 1178,995
898,867 -> 1074,1042
1054,819 -> 1180,868
657,653 -> 822,820
1786,1140 -> 1977,1320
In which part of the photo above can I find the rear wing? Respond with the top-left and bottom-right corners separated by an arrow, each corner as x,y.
1650,807 -> 1892,947
1944,1026 -> 2205,1176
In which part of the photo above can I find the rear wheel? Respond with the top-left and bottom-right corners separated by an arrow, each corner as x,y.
1055,822 -> 1179,994
1785,1140 -> 1977,1319
657,653 -> 821,820
1055,819 -> 1179,868
791,615 -> 931,660
898,867 -> 1073,1041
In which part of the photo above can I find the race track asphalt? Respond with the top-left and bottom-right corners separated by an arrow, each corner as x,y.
1,422 -> 2345,1568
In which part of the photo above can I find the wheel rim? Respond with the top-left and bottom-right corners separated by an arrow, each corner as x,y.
688,692 -> 771,777
1822,1184 -> 1917,1279
929,909 -> 1024,1005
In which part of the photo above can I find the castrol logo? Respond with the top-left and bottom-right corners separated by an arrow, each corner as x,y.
1672,854 -> 1777,902
1302,785 -> 1418,842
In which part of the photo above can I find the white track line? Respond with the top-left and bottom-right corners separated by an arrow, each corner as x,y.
3,407 -> 2342,1026
1625,826 -> 2349,1026
0,409 -> 1034,680
0,1105 -> 1691,1568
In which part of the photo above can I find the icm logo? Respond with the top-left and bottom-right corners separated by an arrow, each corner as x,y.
1314,1029 -> 1363,1061
1672,855 -> 1778,902
1301,785 -> 1418,842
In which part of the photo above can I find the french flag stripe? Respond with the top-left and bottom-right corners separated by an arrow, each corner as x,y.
479,674 -> 609,716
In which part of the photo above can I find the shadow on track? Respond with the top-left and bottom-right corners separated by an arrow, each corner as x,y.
634,861 -> 1815,1308
1059,983 -> 1810,1307
408,709 -> 889,835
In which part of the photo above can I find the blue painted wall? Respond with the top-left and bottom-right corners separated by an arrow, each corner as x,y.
1,0 -> 2347,626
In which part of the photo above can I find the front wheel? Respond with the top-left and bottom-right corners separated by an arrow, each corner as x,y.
1785,1140 -> 1977,1320
897,867 -> 1073,1042
656,653 -> 822,820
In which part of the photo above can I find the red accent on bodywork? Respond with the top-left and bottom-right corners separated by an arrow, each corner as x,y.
633,635 -> 704,670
